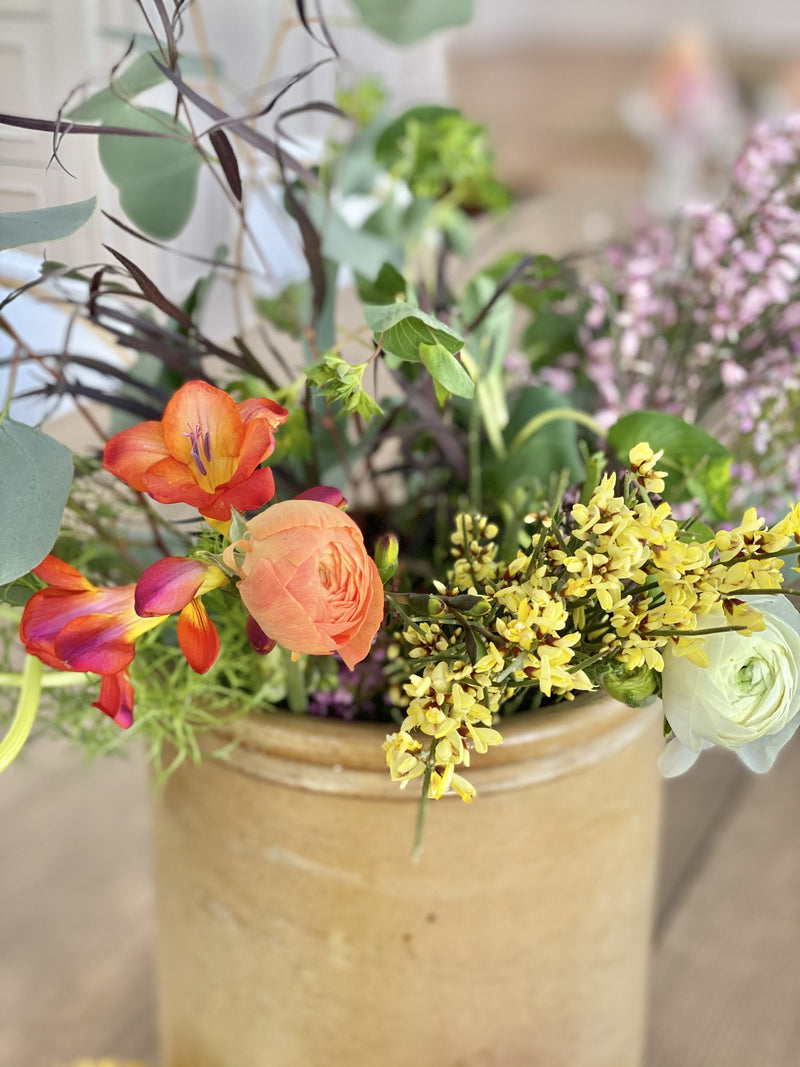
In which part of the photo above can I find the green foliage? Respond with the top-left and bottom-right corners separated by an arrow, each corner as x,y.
608,411 -> 731,520
364,302 -> 472,398
482,386 -> 585,502
335,76 -> 388,127
307,353 -> 382,417
419,341 -> 474,399
375,106 -> 510,214
0,420 -> 73,585
255,281 -> 312,340
98,106 -> 202,239
0,198 -> 96,251
348,0 -> 474,46
355,261 -> 408,305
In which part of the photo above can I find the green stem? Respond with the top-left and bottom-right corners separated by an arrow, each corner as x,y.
508,408 -> 605,454
0,670 -> 91,688
282,648 -> 308,713
0,655 -> 43,772
468,382 -> 483,514
411,762 -> 434,864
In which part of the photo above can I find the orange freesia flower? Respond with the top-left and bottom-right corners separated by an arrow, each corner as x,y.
222,499 -> 385,669
103,380 -> 288,521
20,555 -> 225,728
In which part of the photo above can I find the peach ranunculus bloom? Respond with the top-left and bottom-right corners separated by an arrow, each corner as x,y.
223,499 -> 385,669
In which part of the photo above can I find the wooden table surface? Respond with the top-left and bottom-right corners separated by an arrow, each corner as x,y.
1,728 -> 798,1067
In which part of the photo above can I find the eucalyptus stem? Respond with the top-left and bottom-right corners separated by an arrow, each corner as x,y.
0,655 -> 43,772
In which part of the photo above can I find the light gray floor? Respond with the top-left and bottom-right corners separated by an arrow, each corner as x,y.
1,732 -> 798,1066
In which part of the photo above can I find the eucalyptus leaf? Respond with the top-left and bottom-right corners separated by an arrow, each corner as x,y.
98,106 -> 201,239
0,198 -> 96,251
0,419 -> 73,584
348,0 -> 474,44
419,342 -> 474,398
363,303 -> 464,361
607,411 -> 731,519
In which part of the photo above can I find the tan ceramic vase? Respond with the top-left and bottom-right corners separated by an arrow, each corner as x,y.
152,694 -> 663,1067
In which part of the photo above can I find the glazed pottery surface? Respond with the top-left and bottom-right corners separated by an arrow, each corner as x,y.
152,694 -> 663,1067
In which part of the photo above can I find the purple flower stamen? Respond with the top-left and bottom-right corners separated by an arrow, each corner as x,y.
184,423 -> 211,476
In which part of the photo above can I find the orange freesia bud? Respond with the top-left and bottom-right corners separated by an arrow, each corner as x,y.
135,556 -> 227,674
222,499 -> 385,669
245,614 -> 276,655
296,485 -> 348,508
102,380 -> 288,521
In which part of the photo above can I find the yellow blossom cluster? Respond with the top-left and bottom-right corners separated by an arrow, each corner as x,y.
384,443 -> 800,801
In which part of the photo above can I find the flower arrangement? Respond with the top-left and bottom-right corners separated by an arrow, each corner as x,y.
2,3 -> 800,818
6,370 -> 800,807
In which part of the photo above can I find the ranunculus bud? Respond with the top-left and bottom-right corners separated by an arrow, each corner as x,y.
598,658 -> 658,707
374,532 -> 399,584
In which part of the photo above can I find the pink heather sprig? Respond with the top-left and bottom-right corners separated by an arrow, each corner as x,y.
572,113 -> 800,513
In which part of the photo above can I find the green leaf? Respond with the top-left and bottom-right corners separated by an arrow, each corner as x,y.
98,106 -> 201,239
355,261 -> 408,305
348,0 -> 474,44
607,411 -> 731,519
375,106 -> 459,170
0,419 -> 73,584
0,198 -> 96,251
483,385 -> 583,498
68,52 -> 166,121
419,341 -> 474,398
363,303 -> 464,361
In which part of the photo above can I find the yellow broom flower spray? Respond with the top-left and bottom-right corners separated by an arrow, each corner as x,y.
385,442 -> 800,803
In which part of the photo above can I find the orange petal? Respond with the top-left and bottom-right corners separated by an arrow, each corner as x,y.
177,599 -> 220,673
161,381 -> 243,465
55,613 -> 137,674
103,421 -> 170,491
207,467 -> 276,519
335,558 -> 385,670
231,418 -> 278,481
142,457 -> 217,509
238,395 -> 289,431
32,555 -> 94,591
94,671 -> 135,729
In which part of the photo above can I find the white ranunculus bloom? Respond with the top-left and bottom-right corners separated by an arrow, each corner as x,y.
659,595 -> 800,777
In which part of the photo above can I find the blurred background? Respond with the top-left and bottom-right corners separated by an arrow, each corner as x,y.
1,1 -> 799,1064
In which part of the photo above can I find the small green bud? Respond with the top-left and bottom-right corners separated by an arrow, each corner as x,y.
598,659 -> 658,707
446,594 -> 492,617
407,593 -> 447,617
374,533 -> 399,584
